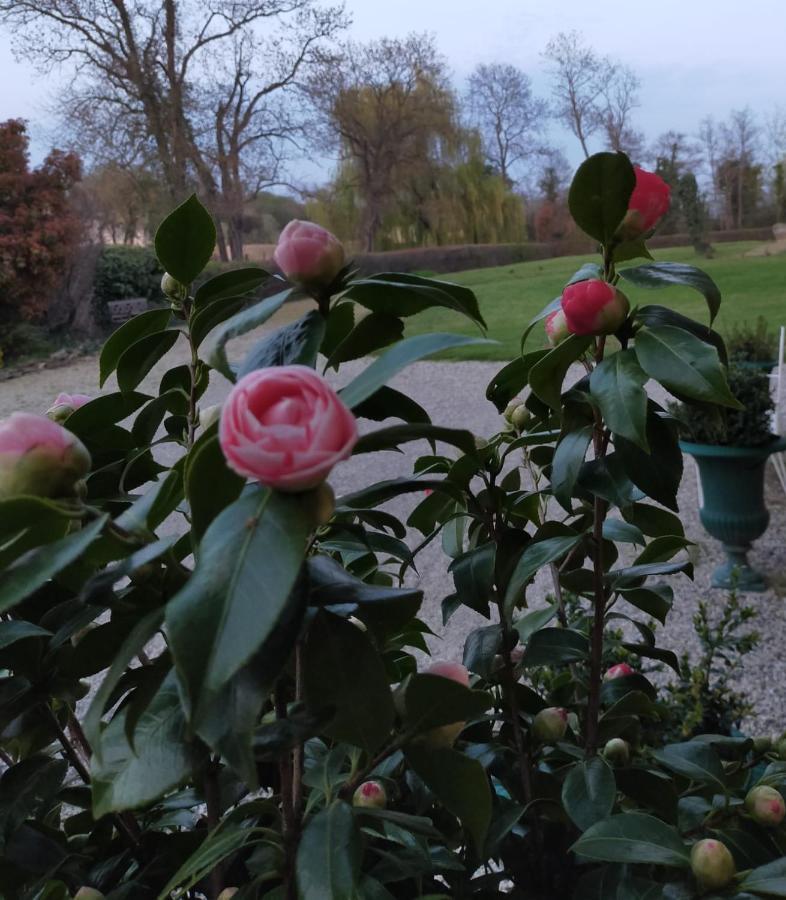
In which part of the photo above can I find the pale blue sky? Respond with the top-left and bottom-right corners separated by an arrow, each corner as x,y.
2,0 -> 785,176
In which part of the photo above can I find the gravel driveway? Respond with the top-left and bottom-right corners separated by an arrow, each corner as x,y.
3,312 -> 785,737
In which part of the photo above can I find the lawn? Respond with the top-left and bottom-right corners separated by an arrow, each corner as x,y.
403,241 -> 786,360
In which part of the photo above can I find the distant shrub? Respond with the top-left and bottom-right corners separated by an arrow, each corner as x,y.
92,245 -> 162,325
727,316 -> 779,364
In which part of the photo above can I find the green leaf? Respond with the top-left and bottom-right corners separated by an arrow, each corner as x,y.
351,386 -> 430,425
615,406 -> 683,511
513,604 -> 558,643
353,424 -> 477,456
324,312 -> 403,369
529,335 -> 593,411
116,329 -> 180,393
552,425 -> 593,511
450,542 -> 496,617
0,756 -> 67,848
567,262 -> 604,284
166,487 -> 310,723
193,266 -> 271,309
340,272 -> 486,328
404,745 -> 491,851
571,812 -> 690,867
521,627 -> 589,666
623,503 -> 684,538
618,585 -> 673,624
189,295 -> 248,348
91,673 -> 197,817
302,612 -> 394,753
184,432 -> 244,541
650,742 -> 726,792
339,333 -> 494,410
562,757 -> 616,832
620,262 -> 721,324
504,535 -> 582,612
602,519 -> 645,546
237,310 -> 326,377
739,857 -> 786,896
0,496 -> 75,546
0,621 -> 51,650
634,326 -> 741,408
462,625 -> 503,677
114,470 -> 183,535
635,304 -> 727,364
578,453 -> 638,510
486,349 -> 550,412
568,152 -> 636,245
296,801 -> 360,900
154,194 -> 216,285
338,477 -> 462,511
0,517 -> 107,615
99,308 -> 171,387
203,288 -> 291,381
404,674 -> 491,733
613,238 -> 653,264
590,350 -> 649,451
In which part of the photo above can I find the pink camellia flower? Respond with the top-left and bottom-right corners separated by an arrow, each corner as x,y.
604,662 -> 634,681
561,279 -> 629,336
0,412 -> 91,500
273,220 -> 345,289
219,365 -> 358,492
545,307 -> 571,346
46,392 -> 91,424
617,166 -> 671,241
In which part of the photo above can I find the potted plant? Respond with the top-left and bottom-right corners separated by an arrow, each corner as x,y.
675,365 -> 786,590
727,316 -> 779,372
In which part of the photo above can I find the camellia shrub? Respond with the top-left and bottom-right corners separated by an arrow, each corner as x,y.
1,153 -> 786,899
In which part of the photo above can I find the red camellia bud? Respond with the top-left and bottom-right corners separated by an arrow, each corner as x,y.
745,785 -> 786,827
690,839 -> 736,891
422,660 -> 471,747
617,166 -> 671,241
0,412 -> 91,501
604,663 -> 634,681
545,307 -> 571,346
560,280 -> 629,337
353,779 -> 387,809
531,707 -> 568,743
274,220 -> 345,289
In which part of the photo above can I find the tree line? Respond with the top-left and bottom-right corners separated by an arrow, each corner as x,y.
0,3 -> 784,258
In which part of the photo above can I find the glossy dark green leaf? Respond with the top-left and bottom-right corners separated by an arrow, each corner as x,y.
463,624 -> 503,677
590,350 -> 649,451
338,477 -> 462,510
404,744 -> 491,851
521,627 -> 589,666
615,769 -> 678,823
339,333 -> 493,410
571,812 -> 690,867
303,612 -> 394,753
623,503 -> 684,538
562,757 -> 616,831
166,487 -> 311,723
613,238 -> 653,264
450,543 -> 496,617
568,152 -> 636,244
237,310 -> 326,377
635,304 -> 727,364
617,585 -> 673,624
0,496 -> 75,550
351,386 -> 430,425
296,801 -> 360,900
552,425 -> 593,511
114,469 -> 183,535
634,326 -> 740,408
185,433 -> 245,541
615,407 -> 683,511
0,621 -> 51,650
354,424 -> 477,456
116,329 -> 180,393
158,825 -> 260,898
650,741 -> 726,792
404,674 -> 491,733
602,519 -> 645,546
324,311 -> 403,369
66,391 -> 152,438
578,454 -> 638,510
529,335 -> 593,411
340,272 -> 485,328
567,262 -> 604,284
154,194 -> 216,285
504,535 -> 582,612
513,604 -> 558,642
203,288 -> 291,381
190,295 -> 248,348
0,756 -> 67,848
739,857 -> 786,896
486,349 -> 549,412
620,262 -> 721,324
99,308 -> 171,386
0,516 -> 106,615
193,266 -> 271,309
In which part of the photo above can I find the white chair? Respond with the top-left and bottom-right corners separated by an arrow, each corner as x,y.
770,326 -> 786,493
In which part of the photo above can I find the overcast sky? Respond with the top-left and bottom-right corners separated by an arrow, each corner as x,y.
2,0 -> 785,177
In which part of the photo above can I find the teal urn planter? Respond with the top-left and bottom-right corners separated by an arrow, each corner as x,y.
680,436 -> 786,591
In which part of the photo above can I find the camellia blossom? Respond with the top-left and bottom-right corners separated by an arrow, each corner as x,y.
618,166 -> 671,240
604,662 -> 634,680
0,412 -> 90,500
545,307 -> 571,346
561,279 -> 629,336
47,392 -> 91,423
219,365 -> 358,492
273,220 -> 345,288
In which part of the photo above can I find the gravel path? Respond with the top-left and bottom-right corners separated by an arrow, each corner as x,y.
2,315 -> 785,737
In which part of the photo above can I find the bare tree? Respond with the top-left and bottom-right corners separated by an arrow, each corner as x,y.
465,62 -> 547,185
598,64 -> 643,158
720,107 -> 760,228
307,33 -> 455,251
650,131 -> 702,176
0,1 -> 347,259
543,31 -> 610,158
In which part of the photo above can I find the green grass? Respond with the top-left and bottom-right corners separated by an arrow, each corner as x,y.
403,241 -> 786,361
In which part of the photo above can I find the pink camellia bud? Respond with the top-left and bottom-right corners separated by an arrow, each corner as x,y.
353,780 -> 387,809
219,366 -> 358,493
531,707 -> 568,743
604,663 -> 634,681
422,660 -> 471,747
617,166 -> 671,241
745,785 -> 786,827
602,738 -> 630,766
690,838 -> 736,891
46,392 -> 91,424
274,220 -> 345,289
0,412 -> 91,501
561,280 -> 629,337
74,889 -> 105,900
510,404 -> 531,432
545,308 -> 571,346
217,891 -> 239,900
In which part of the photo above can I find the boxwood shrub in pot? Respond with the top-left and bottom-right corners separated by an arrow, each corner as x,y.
1,155 -> 785,899
675,365 -> 786,590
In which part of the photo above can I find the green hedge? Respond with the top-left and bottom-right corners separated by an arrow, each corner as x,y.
92,246 -> 163,325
